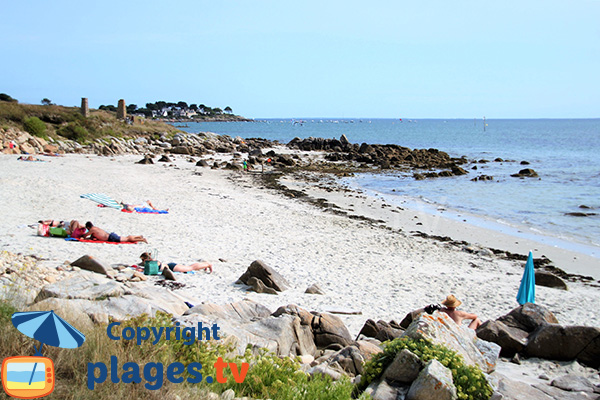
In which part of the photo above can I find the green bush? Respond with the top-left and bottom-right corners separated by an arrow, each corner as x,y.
23,116 -> 47,138
58,122 -> 89,143
358,337 -> 492,400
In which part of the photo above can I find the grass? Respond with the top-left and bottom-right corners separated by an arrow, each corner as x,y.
0,102 -> 180,144
357,337 -> 493,400
0,300 -> 368,400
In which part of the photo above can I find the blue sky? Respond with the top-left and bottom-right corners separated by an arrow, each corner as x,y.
2,1 -> 598,118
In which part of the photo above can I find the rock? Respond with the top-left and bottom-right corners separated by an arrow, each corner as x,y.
325,345 -> 366,376
381,348 -> 424,383
162,267 -> 176,281
220,389 -> 235,400
520,160 -> 530,165
551,375 -> 596,393
495,375 -> 555,400
355,340 -> 383,362
525,325 -> 600,368
180,299 -> 317,357
196,159 -> 210,167
158,155 -> 171,162
497,303 -> 559,333
237,260 -> 290,292
565,212 -> 597,217
272,304 -> 314,326
400,309 -> 427,330
71,255 -> 110,276
403,311 -> 500,373
535,271 -> 568,290
305,283 -> 325,295
32,273 -> 189,320
308,364 -> 344,381
476,320 -> 529,356
312,312 -> 354,349
365,379 -> 408,400
340,134 -> 350,145
137,155 -> 154,164
511,168 -> 539,178
246,277 -> 278,295
406,359 -> 457,400
533,383 -> 599,400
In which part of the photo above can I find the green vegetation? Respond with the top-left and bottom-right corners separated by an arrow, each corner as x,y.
358,337 -> 492,400
0,93 -> 18,102
0,101 -> 181,145
23,116 -> 47,138
0,301 -> 367,400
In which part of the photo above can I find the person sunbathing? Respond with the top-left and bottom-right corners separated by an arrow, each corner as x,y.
37,220 -> 86,238
120,200 -> 168,212
140,252 -> 212,273
440,294 -> 482,329
82,222 -> 147,243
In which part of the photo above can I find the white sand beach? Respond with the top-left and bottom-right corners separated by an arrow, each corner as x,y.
1,152 -> 599,338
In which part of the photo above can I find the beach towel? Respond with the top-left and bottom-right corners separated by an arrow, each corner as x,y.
120,207 -> 168,214
65,238 -> 136,245
80,193 -> 122,210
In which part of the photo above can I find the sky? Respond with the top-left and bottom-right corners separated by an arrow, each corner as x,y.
1,1 -> 599,119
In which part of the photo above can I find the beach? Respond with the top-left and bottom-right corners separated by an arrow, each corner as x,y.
1,151 -> 599,338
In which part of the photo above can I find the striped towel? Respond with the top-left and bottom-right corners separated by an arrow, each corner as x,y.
80,193 -> 123,210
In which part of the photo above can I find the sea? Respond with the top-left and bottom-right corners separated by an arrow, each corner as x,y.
176,119 -> 600,258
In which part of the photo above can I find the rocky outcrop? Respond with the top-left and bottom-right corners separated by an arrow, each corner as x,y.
511,168 -> 539,178
236,260 -> 290,292
535,270 -> 569,290
403,311 -> 500,373
357,318 -> 405,342
406,359 -> 457,400
525,325 -> 600,368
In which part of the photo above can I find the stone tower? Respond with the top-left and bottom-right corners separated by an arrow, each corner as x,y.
80,98 -> 89,117
117,99 -> 126,120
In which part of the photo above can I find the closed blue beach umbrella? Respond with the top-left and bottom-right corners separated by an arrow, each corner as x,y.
80,193 -> 123,209
516,252 -> 536,305
12,310 -> 86,354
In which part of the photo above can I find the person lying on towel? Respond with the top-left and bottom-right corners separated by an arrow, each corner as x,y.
81,221 -> 148,243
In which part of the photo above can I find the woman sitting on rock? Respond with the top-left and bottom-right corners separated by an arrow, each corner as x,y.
440,294 -> 482,329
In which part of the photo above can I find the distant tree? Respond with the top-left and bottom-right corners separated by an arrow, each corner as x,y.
99,105 -> 117,112
213,107 -> 223,115
189,104 -> 198,111
156,101 -> 167,109
41,98 -> 53,106
145,103 -> 157,110
224,106 -> 233,114
176,101 -> 188,109
198,104 -> 207,114
0,93 -> 17,102
126,104 -> 138,113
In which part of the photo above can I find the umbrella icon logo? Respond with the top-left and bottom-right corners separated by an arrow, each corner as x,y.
2,310 -> 85,399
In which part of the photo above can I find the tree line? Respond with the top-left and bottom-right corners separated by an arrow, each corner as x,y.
98,101 -> 233,118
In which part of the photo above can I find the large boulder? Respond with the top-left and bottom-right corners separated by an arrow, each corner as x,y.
237,260 -> 290,292
178,299 -> 317,358
403,311 -> 500,373
525,325 -> 600,368
358,319 -> 404,342
311,311 -> 354,349
535,271 -> 569,290
31,271 -> 190,322
71,255 -> 110,276
381,348 -> 424,384
476,320 -> 529,356
497,303 -> 559,333
406,359 -> 457,400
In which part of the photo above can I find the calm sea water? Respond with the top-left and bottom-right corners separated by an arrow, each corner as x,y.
178,119 -> 600,254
